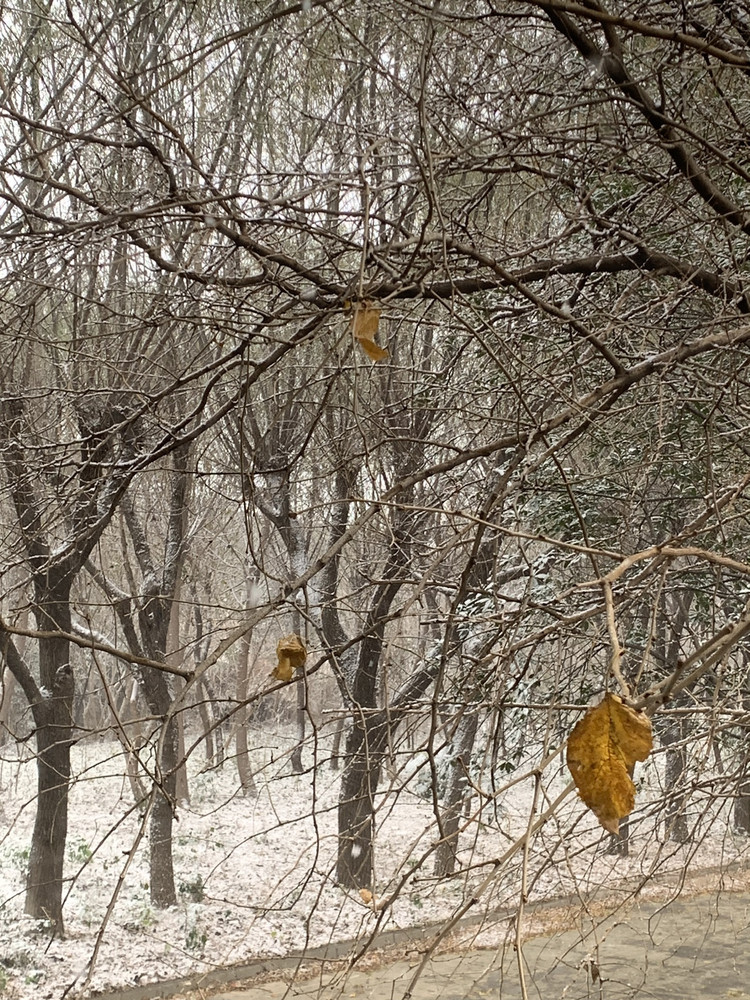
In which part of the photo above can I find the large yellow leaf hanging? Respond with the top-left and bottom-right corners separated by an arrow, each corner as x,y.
566,693 -> 652,835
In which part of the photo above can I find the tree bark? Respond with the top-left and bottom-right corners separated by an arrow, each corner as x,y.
235,621 -> 257,796
140,665 -> 178,908
735,758 -> 750,834
662,709 -> 691,844
336,715 -> 385,890
434,709 -> 479,878
290,676 -> 306,774
196,682 -> 216,768
25,577 -> 75,933
330,714 -> 344,770
0,665 -> 16,745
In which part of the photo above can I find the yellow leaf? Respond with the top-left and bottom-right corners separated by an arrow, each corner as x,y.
271,634 -> 306,683
351,302 -> 388,362
358,888 -> 373,904
566,693 -> 652,835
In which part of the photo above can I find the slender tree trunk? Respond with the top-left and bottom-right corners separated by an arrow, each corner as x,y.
652,593 -> 693,844
734,755 -> 750,834
289,606 -> 305,774
290,678 -> 306,774
196,682 -> 215,767
606,765 -> 633,856
733,683 -> 750,832
205,679 -> 225,768
167,588 -> 189,805
0,665 -> 16,745
330,714 -> 344,770
235,625 -> 257,796
434,709 -> 479,878
663,707 -> 691,843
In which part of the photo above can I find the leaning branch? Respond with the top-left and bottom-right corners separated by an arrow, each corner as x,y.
0,617 -> 192,679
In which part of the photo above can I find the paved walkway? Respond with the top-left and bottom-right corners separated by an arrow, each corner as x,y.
209,892 -> 750,1000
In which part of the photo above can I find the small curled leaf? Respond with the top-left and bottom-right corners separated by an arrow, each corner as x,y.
271,633 -> 307,683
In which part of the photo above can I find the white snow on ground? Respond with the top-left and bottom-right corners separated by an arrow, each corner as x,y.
0,726 -> 748,999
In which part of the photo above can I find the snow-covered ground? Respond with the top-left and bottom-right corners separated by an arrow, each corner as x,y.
1,725 -> 748,999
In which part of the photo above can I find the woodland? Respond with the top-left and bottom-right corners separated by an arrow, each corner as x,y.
2,1 -> 750,997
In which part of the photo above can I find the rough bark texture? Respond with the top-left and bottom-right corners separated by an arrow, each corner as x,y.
0,665 -> 16,745
735,764 -> 750,834
330,715 -> 344,770
235,618 -> 257,796
663,713 -> 691,844
140,664 -> 178,908
25,576 -> 76,933
290,677 -> 306,775
336,716 -> 386,889
434,710 -> 479,878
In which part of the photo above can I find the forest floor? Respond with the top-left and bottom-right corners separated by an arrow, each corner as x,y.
1,724 -> 749,1000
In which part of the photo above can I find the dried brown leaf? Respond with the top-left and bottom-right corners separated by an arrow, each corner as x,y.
351,302 -> 388,362
271,633 -> 307,683
566,693 -> 652,835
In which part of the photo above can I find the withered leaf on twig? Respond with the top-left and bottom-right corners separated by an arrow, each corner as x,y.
566,693 -> 652,835
271,633 -> 307,683
351,301 -> 388,362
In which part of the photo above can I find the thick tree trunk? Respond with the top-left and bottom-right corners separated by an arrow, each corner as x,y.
26,616 -> 75,933
26,705 -> 73,931
434,709 -> 479,878
336,717 -> 385,890
149,714 -> 179,908
24,578 -> 75,934
140,666 -> 178,908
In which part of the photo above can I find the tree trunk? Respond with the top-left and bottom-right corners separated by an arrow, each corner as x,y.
330,714 -> 344,770
606,771 -> 632,856
336,716 -> 385,890
196,683 -> 215,767
235,625 -> 257,796
26,705 -> 73,931
26,618 -> 75,933
662,711 -> 691,844
735,763 -> 750,834
149,713 -> 179,908
140,666 -> 178,908
434,709 -> 479,878
167,591 -> 189,806
206,679 -> 225,768
289,605 -> 305,775
290,677 -> 306,774
0,665 -> 16,745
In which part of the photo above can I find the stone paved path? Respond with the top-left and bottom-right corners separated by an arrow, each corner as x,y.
208,892 -> 750,1000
